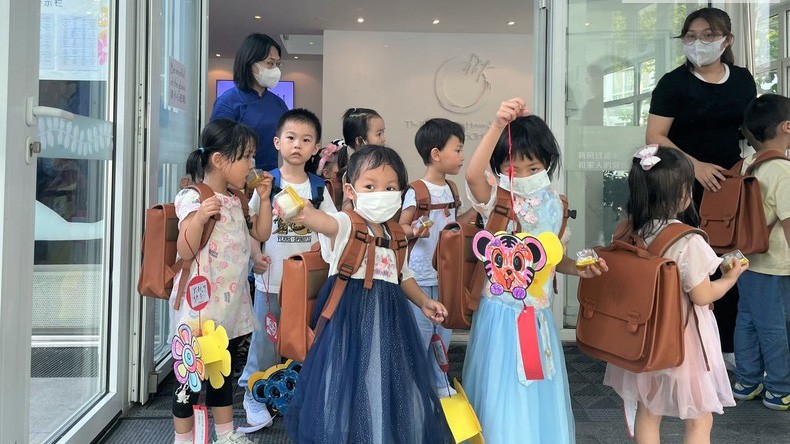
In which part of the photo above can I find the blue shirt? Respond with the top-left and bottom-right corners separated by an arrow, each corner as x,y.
211,86 -> 289,171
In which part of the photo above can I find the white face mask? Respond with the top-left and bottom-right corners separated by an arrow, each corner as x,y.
254,65 -> 281,89
499,170 -> 551,196
683,37 -> 726,68
352,188 -> 402,223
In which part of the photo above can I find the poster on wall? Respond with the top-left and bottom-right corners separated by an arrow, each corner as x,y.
39,0 -> 110,81
167,57 -> 188,111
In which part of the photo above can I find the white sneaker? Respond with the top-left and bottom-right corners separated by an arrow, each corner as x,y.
723,352 -> 736,372
236,392 -> 273,434
436,385 -> 458,398
213,430 -> 254,444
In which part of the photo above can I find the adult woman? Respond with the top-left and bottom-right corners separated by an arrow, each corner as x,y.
212,33 -> 288,171
646,7 -> 756,358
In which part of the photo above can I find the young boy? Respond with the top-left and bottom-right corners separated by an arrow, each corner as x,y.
732,94 -> 790,411
240,108 -> 337,430
398,118 -> 465,397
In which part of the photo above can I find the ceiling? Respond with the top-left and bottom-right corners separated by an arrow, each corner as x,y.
208,0 -> 534,60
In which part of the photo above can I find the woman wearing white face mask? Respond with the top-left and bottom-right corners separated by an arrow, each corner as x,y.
211,33 -> 288,172
646,7 -> 756,366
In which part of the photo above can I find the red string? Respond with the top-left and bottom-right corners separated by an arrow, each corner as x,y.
507,123 -> 517,231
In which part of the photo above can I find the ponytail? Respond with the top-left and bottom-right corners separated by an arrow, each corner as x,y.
185,147 -> 207,182
187,119 -> 257,183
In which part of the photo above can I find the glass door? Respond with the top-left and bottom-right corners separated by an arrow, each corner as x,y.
540,1 -> 707,337
131,0 -> 204,402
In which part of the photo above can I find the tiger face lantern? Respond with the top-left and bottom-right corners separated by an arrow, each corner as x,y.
472,231 -> 563,301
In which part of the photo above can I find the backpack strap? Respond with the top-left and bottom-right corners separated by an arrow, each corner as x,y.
487,187 -> 519,232
553,194 -> 577,294
647,223 -> 708,256
744,150 -> 790,175
408,179 -> 462,223
316,211 -> 408,332
268,169 -> 325,209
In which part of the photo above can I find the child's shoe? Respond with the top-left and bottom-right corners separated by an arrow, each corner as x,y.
762,391 -> 790,411
732,382 -> 764,401
213,430 -> 254,444
239,391 -> 273,432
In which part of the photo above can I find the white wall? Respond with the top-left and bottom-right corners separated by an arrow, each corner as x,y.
206,57 -> 323,123
322,30 -> 533,197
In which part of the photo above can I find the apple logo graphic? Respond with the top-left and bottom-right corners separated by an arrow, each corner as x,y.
435,53 -> 492,114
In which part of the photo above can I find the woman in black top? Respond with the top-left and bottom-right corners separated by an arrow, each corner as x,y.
646,7 -> 756,356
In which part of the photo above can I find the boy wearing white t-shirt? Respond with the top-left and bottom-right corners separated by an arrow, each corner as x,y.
399,118 -> 465,397
241,109 -> 337,431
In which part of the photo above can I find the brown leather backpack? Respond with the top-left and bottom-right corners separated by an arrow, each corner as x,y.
576,222 -> 709,373
137,183 -> 250,310
699,151 -> 790,254
277,210 -> 408,362
432,188 -> 573,329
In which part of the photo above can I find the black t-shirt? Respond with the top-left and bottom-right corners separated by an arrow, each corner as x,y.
649,64 -> 756,169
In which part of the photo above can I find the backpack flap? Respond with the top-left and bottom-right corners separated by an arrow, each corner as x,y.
576,241 -> 668,363
699,176 -> 745,250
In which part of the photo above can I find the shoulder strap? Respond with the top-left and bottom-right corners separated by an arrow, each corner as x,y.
268,168 -> 281,206
558,194 -> 577,239
408,180 -> 432,223
487,187 -> 518,233
188,183 -> 218,250
745,151 -> 790,175
446,179 -> 461,218
228,188 -> 251,228
383,219 -> 409,280
306,173 -> 325,209
647,223 -> 708,256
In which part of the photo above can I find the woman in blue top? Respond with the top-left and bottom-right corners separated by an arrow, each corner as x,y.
212,33 -> 289,171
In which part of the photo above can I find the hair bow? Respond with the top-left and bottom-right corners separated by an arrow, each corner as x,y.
317,143 -> 340,174
633,144 -> 661,170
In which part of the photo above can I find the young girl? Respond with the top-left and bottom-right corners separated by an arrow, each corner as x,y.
604,146 -> 745,444
464,98 -> 606,443
170,119 -> 272,444
307,140 -> 342,208
283,146 -> 451,443
335,107 -> 386,173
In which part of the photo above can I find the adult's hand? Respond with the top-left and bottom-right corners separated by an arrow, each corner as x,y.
693,160 -> 727,192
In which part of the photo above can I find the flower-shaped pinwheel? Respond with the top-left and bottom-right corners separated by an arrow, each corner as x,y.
197,320 -> 231,389
173,324 -> 204,392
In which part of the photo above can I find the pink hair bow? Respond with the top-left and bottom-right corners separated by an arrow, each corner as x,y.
634,144 -> 661,171
317,143 -> 340,174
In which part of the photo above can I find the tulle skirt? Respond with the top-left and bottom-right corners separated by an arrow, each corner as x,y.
604,304 -> 735,419
284,276 -> 451,443
462,296 -> 575,444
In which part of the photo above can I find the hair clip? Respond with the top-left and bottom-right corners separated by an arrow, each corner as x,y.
633,144 -> 660,171
317,143 -> 339,173
198,147 -> 205,154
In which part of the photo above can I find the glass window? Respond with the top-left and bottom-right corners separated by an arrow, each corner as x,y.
603,67 -> 635,102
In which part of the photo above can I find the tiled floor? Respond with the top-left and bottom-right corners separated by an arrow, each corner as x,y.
100,345 -> 789,443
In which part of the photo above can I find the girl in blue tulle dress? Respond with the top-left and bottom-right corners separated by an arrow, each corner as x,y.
283,145 -> 452,444
463,99 -> 607,444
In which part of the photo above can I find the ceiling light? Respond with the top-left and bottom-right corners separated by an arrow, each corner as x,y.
357,17 -> 364,23
215,53 -> 221,57
254,15 -> 261,19
432,19 -> 440,25
507,21 -> 515,26
585,22 -> 590,26
309,41 -> 314,45
294,56 -> 299,59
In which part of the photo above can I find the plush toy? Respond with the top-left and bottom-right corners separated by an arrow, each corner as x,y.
248,360 -> 302,415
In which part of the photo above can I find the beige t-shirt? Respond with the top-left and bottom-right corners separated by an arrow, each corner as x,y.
740,153 -> 790,275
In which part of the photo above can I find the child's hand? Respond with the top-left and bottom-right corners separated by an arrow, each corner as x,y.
255,172 -> 273,199
722,256 -> 748,280
252,255 -> 271,274
195,195 -> 221,224
577,257 -> 609,278
411,220 -> 430,238
422,299 -> 448,324
494,98 -> 530,128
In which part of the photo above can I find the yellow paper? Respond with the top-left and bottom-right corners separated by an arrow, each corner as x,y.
440,379 -> 485,444
196,320 -> 232,389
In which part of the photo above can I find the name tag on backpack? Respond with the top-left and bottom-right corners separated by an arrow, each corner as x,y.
187,276 -> 211,311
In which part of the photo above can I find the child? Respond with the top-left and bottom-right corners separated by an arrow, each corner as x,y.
306,140 -> 342,208
464,98 -> 606,443
238,108 -> 337,431
605,146 -> 746,443
732,94 -> 790,410
284,146 -> 451,443
398,118 -> 465,397
171,119 -> 272,444
335,108 -> 386,210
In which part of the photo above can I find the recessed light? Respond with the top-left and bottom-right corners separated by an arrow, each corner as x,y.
294,56 -> 299,59
253,15 -> 261,19
432,19 -> 440,25
309,41 -> 314,45
215,53 -> 221,57
507,21 -> 515,26
357,17 -> 364,23
585,22 -> 590,26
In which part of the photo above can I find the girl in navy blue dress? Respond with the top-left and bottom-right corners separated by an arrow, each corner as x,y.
284,146 -> 451,443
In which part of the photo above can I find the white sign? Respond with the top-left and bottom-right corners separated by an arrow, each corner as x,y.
168,57 -> 188,111
40,0 -> 110,81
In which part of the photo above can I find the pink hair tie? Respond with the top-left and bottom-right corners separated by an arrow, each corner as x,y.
316,143 -> 340,174
633,144 -> 661,171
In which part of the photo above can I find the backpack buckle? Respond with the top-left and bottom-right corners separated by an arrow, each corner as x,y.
353,230 -> 370,243
337,263 -> 354,280
582,300 -> 595,319
375,237 -> 390,248
493,204 -> 509,217
627,312 -> 640,333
